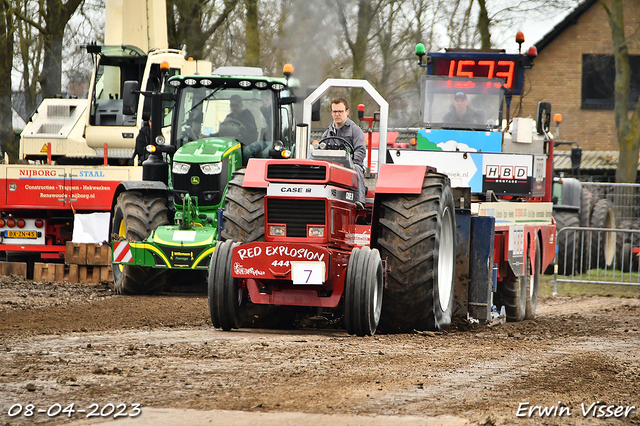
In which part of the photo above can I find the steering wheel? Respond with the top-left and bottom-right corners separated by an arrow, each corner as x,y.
316,136 -> 354,154
225,118 -> 244,128
181,124 -> 200,142
217,118 -> 243,139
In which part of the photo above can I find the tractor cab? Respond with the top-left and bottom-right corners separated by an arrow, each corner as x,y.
420,76 -> 504,132
171,73 -> 296,166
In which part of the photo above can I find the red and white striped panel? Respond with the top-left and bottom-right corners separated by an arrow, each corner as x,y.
113,241 -> 133,263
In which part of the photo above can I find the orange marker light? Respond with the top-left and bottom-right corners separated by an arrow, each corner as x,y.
554,113 -> 563,124
283,63 -> 294,78
160,61 -> 170,71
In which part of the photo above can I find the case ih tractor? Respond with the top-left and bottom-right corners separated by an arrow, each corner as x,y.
110,67 -> 297,293
208,80 -> 457,336
208,37 -> 558,336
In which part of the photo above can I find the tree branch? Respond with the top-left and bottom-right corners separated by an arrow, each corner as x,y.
202,0 -> 240,40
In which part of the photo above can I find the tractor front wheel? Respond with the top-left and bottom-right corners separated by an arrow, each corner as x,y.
208,239 -> 245,331
111,191 -> 169,294
344,246 -> 384,336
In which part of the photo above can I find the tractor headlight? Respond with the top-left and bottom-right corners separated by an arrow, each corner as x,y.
308,226 -> 324,237
200,162 -> 223,175
172,162 -> 191,174
155,135 -> 166,145
269,225 -> 285,236
273,140 -> 284,152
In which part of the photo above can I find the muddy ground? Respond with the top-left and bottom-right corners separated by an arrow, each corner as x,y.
0,275 -> 639,425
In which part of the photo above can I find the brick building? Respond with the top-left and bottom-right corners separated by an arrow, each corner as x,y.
521,0 -> 640,180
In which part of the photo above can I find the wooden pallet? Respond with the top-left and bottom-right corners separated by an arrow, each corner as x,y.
33,263 -> 112,284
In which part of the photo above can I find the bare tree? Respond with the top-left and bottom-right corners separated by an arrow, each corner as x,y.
477,0 -> 490,48
0,0 -> 15,160
600,0 -> 640,183
14,0 -> 85,98
167,0 -> 239,60
244,0 -> 259,66
332,0 -> 386,109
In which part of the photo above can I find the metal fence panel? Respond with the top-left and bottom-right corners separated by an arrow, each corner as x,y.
582,182 -> 640,222
553,226 -> 640,294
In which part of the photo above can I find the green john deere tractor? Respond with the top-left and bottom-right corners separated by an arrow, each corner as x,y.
110,67 -> 297,294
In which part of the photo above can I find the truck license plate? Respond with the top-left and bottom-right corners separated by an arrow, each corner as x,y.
5,230 -> 37,239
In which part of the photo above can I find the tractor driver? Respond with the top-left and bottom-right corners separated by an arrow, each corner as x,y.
442,92 -> 483,125
322,97 -> 367,209
223,94 -> 258,145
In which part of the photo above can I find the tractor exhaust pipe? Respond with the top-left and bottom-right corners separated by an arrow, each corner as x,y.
295,123 -> 309,159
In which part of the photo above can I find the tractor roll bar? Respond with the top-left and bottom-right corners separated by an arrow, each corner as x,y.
301,79 -> 389,169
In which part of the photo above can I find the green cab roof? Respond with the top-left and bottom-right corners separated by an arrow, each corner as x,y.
173,139 -> 241,163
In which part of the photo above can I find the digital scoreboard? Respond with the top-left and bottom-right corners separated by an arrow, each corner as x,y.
427,52 -> 527,96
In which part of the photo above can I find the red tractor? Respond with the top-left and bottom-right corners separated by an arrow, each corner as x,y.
207,81 -> 458,338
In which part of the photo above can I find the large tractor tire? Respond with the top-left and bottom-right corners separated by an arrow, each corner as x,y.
208,240 -> 245,330
219,169 -> 294,329
554,210 -> 582,275
344,246 -> 384,336
616,219 -> 640,272
376,173 -> 456,332
524,238 -> 541,320
588,198 -> 616,269
111,191 -> 170,294
221,169 -> 265,243
579,187 -> 593,227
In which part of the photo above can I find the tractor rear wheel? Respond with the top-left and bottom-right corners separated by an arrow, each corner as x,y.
554,210 -> 582,275
221,169 -> 265,243
111,191 -> 169,294
208,239 -> 245,331
524,238 -> 541,320
579,187 -> 593,227
344,246 -> 383,336
588,199 -> 616,269
376,172 -> 456,332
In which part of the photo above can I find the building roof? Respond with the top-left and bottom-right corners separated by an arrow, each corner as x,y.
554,149 -> 622,170
535,0 -> 598,53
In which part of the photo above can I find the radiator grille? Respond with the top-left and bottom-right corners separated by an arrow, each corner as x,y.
173,160 -> 229,207
267,164 -> 326,181
38,124 -> 63,134
47,104 -> 73,118
267,198 -> 326,237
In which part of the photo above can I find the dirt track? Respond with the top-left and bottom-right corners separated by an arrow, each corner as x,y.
1,275 -> 639,425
